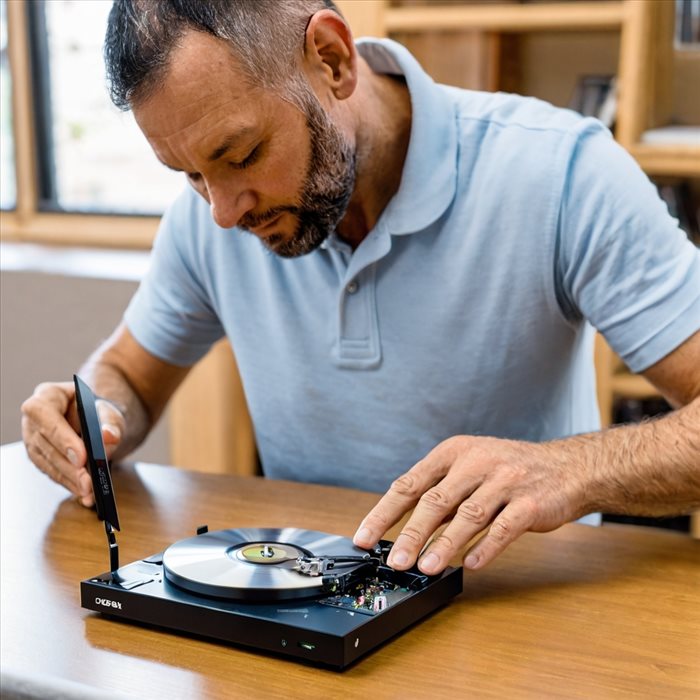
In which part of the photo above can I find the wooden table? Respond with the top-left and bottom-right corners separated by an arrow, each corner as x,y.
1,442 -> 699,699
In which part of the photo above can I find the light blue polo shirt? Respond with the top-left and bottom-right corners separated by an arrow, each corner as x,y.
125,39 -> 700,492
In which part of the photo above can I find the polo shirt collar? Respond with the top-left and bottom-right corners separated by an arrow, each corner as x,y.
356,38 -> 459,236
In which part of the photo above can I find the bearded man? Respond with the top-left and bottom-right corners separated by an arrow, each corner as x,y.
22,0 -> 700,575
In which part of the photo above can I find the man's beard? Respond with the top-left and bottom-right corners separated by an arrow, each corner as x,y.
238,94 -> 357,258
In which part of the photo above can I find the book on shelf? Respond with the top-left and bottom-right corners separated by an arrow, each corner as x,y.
676,0 -> 700,46
641,125 -> 700,146
568,74 -> 617,129
655,180 -> 700,246
612,396 -> 671,425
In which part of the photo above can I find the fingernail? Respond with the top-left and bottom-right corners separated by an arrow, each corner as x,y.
66,448 -> 78,466
389,549 -> 409,568
354,527 -> 372,546
419,552 -> 440,574
102,423 -> 121,439
465,554 -> 479,569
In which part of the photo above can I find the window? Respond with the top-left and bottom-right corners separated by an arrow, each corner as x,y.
1,0 -> 181,246
33,0 -> 182,215
0,0 -> 16,210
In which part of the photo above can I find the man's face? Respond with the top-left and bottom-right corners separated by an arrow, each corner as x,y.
244,93 -> 356,257
133,31 -> 356,257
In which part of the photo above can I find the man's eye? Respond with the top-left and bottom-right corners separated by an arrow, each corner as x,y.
230,144 -> 261,170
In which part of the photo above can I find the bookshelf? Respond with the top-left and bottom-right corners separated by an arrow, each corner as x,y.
615,1 -> 700,175
336,0 -> 699,426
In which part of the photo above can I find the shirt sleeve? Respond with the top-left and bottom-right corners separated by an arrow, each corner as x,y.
124,188 -> 225,366
556,121 -> 700,372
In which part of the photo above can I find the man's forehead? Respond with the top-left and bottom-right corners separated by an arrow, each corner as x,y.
132,32 -> 267,140
167,28 -> 249,85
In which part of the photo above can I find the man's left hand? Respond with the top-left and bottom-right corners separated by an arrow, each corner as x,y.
353,435 -> 588,574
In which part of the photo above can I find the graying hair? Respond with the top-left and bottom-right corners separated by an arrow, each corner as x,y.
104,0 -> 342,111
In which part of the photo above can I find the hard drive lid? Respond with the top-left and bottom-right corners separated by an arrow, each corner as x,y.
73,374 -> 120,531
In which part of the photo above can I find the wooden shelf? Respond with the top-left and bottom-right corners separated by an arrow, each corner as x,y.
629,143 -> 700,177
384,1 -> 626,34
335,4 -> 692,429
611,372 -> 660,400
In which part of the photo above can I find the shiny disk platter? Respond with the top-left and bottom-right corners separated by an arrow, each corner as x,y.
162,528 -> 369,601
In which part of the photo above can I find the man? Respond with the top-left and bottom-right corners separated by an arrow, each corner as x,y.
22,0 -> 700,576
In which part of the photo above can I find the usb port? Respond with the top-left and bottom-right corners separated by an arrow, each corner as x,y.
297,642 -> 316,651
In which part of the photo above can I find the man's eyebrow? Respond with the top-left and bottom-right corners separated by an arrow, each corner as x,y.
207,127 -> 257,162
156,127 -> 258,173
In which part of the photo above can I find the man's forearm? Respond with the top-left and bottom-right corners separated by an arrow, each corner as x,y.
556,396 -> 700,517
355,391 -> 700,575
75,324 -> 190,462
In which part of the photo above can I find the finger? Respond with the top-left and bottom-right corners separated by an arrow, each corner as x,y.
95,399 -> 125,457
353,448 -> 455,549
462,501 -> 533,570
25,433 -> 81,497
386,476 -> 474,570
100,423 -> 122,461
22,385 -> 89,498
22,385 -> 87,468
416,481 -> 507,574
79,471 -> 95,507
24,411 -> 88,495
32,381 -> 75,412
36,430 -> 85,492
102,423 -> 122,445
31,437 -> 94,508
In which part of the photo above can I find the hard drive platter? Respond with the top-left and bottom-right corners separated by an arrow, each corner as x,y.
162,527 -> 373,601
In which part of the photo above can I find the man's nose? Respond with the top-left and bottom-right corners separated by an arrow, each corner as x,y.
207,180 -> 257,230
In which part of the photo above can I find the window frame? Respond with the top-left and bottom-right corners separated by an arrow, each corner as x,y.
1,0 -> 158,249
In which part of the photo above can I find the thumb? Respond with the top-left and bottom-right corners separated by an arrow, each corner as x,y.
102,422 -> 122,445
95,398 -> 125,458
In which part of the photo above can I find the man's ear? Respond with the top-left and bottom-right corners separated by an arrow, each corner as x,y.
303,9 -> 358,101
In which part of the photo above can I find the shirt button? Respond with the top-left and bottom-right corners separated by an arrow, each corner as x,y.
346,280 -> 359,294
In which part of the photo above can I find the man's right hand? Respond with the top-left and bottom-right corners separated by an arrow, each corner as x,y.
21,381 -> 125,507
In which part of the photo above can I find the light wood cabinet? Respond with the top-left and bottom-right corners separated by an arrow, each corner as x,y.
336,0 -> 699,425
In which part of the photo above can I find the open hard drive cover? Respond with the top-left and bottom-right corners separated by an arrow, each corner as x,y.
75,376 -> 463,668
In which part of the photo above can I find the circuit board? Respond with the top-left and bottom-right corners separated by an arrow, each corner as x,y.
319,576 -> 414,616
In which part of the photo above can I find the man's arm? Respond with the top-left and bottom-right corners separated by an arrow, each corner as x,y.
354,330 -> 700,574
21,322 -> 190,507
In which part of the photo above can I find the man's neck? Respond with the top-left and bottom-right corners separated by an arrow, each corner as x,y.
335,59 -> 412,249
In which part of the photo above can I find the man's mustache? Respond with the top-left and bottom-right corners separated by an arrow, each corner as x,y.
239,205 -> 299,231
